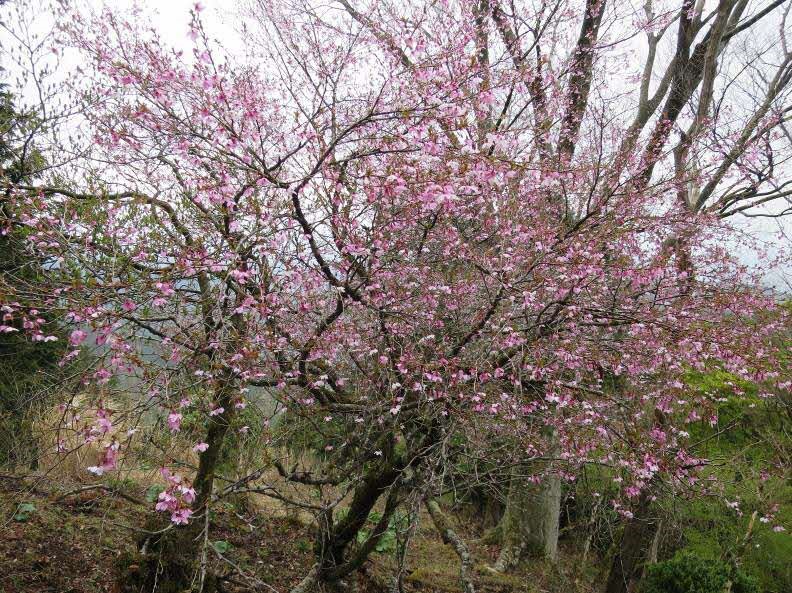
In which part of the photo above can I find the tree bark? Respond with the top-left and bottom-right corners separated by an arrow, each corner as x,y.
426,498 -> 476,593
304,420 -> 440,590
647,519 -> 662,565
492,433 -> 562,571
124,375 -> 237,593
314,459 -> 402,584
493,469 -> 561,571
604,492 -> 659,593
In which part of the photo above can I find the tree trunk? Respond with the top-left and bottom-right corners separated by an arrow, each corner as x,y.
604,492 -> 659,593
647,519 -> 662,565
492,430 -> 562,572
301,421 -> 440,591
426,498 -> 476,593
493,468 -> 561,571
285,458 -> 403,593
123,376 -> 237,593
313,458 -> 402,587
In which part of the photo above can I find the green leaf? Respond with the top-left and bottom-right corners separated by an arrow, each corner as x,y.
212,540 -> 232,554
13,502 -> 36,522
145,485 -> 165,503
375,530 -> 396,553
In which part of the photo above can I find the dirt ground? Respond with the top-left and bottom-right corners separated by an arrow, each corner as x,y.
0,476 -> 601,593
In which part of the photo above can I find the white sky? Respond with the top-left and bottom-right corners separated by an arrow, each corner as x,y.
2,0 -> 790,293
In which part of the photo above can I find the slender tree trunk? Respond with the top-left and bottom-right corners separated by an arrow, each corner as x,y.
300,422 -> 439,591
190,382 -> 236,513
313,459 -> 402,588
647,519 -> 662,565
426,498 -> 476,593
581,495 -> 603,567
604,492 -> 659,593
125,376 -> 237,593
128,304 -> 249,592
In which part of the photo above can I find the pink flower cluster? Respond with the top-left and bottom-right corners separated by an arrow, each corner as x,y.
87,440 -> 120,476
155,468 -> 196,525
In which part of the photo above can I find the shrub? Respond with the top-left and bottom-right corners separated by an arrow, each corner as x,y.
642,553 -> 757,593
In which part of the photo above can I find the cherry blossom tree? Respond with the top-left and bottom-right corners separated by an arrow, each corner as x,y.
1,0 -> 790,591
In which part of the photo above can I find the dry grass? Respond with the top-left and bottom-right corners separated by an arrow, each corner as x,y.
4,403 -> 609,593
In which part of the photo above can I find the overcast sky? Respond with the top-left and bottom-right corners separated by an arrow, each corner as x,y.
3,0 -> 791,293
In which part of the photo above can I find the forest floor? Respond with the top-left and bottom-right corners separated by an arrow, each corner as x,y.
0,476 -> 602,593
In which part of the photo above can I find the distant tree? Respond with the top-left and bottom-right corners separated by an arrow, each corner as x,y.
0,85 -> 66,468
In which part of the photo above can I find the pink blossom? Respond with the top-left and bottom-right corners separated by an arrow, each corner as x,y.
180,486 -> 197,504
69,329 -> 88,346
155,282 -> 175,296
167,411 -> 183,432
156,491 -> 178,512
95,408 -> 113,434
624,485 -> 641,498
171,508 -> 193,525
87,441 -> 120,475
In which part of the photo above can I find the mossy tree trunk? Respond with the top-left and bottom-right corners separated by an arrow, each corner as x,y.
492,461 -> 561,571
292,421 -> 440,592
426,498 -> 476,593
604,492 -> 659,593
127,301 -> 245,593
492,426 -> 562,571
